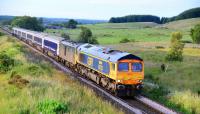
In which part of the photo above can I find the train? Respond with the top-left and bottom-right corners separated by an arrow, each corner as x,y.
12,27 -> 144,97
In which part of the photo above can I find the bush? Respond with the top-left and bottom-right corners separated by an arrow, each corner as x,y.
120,38 -> 130,43
63,19 -> 78,29
166,32 -> 184,61
0,53 -> 15,73
78,26 -> 98,44
190,24 -> 200,44
37,99 -> 69,114
155,46 -> 165,49
61,33 -> 70,40
171,32 -> 182,43
19,108 -> 30,114
0,32 -> 4,36
27,64 -> 44,77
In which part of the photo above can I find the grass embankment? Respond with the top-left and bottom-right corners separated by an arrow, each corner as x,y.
45,18 -> 200,44
0,33 -> 123,114
109,42 -> 200,114
44,18 -> 200,113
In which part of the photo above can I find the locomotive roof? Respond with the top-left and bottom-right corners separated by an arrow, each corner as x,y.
78,44 -> 142,63
13,27 -> 39,34
61,40 -> 81,48
43,35 -> 64,43
13,27 -> 64,43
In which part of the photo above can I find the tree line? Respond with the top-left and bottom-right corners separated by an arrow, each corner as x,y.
109,15 -> 160,23
109,7 -> 200,24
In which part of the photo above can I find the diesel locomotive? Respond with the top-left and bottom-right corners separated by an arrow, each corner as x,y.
12,27 -> 144,97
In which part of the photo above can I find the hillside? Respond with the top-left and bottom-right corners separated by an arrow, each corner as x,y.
161,18 -> 200,30
47,19 -> 199,44
175,7 -> 200,21
0,31 -> 123,114
109,7 -> 200,24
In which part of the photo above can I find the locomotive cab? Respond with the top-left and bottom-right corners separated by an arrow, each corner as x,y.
115,55 -> 144,96
117,59 -> 144,85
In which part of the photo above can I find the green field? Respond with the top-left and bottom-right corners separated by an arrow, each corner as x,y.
45,18 -> 200,44
0,33 -> 123,114
46,18 -> 200,114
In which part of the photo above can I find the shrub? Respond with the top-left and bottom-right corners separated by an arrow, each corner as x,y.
171,32 -> 182,43
19,108 -> 30,114
155,46 -> 165,49
0,32 -> 4,36
0,53 -> 15,73
61,33 -> 70,40
190,24 -> 200,44
120,38 -> 130,43
27,64 -> 44,77
37,99 -> 69,114
78,27 -> 99,44
166,32 -> 184,61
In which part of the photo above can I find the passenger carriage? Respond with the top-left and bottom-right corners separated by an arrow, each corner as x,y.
32,33 -> 47,51
43,35 -> 64,59
13,27 -> 24,39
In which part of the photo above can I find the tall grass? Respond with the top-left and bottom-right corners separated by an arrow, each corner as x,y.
170,91 -> 200,114
108,41 -> 200,113
0,34 -> 124,114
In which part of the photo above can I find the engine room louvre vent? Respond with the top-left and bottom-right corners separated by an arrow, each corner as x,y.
84,44 -> 93,48
103,48 -> 121,54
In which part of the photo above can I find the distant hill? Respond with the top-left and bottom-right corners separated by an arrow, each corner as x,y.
0,15 -> 14,21
0,15 -> 107,25
161,7 -> 200,23
42,17 -> 107,25
109,7 -> 200,24
160,18 -> 200,30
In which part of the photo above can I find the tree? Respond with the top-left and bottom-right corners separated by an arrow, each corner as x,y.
171,32 -> 182,43
190,24 -> 200,44
61,33 -> 70,40
166,32 -> 184,61
11,16 -> 44,31
64,19 -> 78,29
78,27 -> 98,44
120,38 -> 130,43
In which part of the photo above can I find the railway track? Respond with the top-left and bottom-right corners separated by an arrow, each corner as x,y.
0,27 -> 178,114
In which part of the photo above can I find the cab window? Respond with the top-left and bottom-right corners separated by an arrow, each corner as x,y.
132,63 -> 142,72
118,62 -> 129,72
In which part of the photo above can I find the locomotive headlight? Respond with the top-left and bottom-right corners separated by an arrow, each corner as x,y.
139,80 -> 142,83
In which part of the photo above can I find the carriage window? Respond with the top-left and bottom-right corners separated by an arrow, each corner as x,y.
132,63 -> 142,72
27,34 -> 32,39
34,37 -> 42,44
118,62 -> 129,72
22,32 -> 26,38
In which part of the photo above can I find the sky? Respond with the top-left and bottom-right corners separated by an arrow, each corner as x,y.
0,0 -> 199,20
